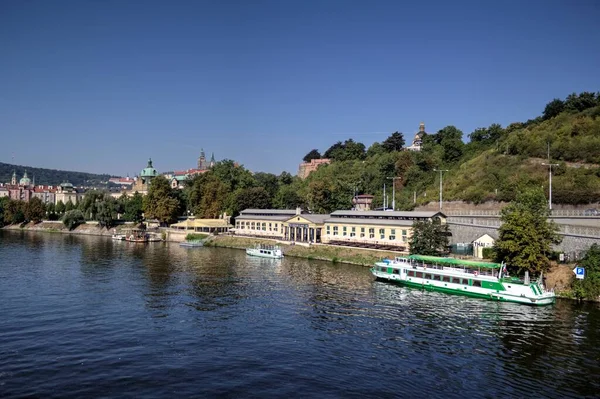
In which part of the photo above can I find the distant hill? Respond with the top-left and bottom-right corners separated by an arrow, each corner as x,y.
0,162 -> 112,187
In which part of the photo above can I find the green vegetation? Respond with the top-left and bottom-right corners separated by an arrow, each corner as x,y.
0,162 -> 110,187
571,244 -> 600,301
185,233 -> 208,241
494,188 -> 561,275
409,219 -> 450,256
143,175 -> 182,225
62,210 -> 85,231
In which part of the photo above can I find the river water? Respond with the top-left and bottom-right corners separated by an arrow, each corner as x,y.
0,230 -> 599,398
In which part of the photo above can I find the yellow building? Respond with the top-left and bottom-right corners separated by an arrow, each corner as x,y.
170,217 -> 232,234
322,210 -> 446,251
234,208 -> 299,239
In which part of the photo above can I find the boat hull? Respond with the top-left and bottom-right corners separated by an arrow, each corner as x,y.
246,248 -> 283,259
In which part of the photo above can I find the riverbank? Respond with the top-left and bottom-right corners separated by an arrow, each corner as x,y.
205,235 -> 402,266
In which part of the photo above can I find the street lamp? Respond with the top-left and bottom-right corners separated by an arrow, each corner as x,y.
433,169 -> 449,210
541,162 -> 559,211
386,177 -> 402,211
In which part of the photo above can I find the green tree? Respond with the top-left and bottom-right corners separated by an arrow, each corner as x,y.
96,197 -> 118,228
542,98 -> 565,120
323,139 -> 366,161
123,192 -> 144,222
65,199 -> 75,212
493,188 -> 561,275
409,219 -> 450,255
571,244 -> 600,301
382,132 -> 405,152
303,149 -> 321,163
195,175 -> 228,218
4,199 -> 25,225
253,172 -> 279,200
273,184 -> 305,209
55,200 -> 66,215
24,197 -> 46,223
143,175 -> 180,225
62,209 -> 85,230
232,187 -> 272,215
0,197 -> 10,226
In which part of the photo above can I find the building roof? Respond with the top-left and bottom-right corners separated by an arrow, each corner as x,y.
294,214 -> 330,224
236,215 -> 292,222
323,217 -> 413,226
240,209 -> 300,216
140,158 -> 158,178
330,210 -> 445,219
170,218 -> 232,229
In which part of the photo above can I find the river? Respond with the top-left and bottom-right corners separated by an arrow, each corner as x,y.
0,230 -> 598,398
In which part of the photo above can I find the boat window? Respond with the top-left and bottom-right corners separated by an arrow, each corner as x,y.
433,274 -> 441,281
442,276 -> 451,282
451,277 -> 460,284
407,270 -> 415,277
416,272 -> 423,279
392,269 -> 399,274
425,274 -> 432,280
472,280 -> 481,287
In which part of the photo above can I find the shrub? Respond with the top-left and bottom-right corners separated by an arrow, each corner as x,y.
62,210 -> 85,231
482,247 -> 495,259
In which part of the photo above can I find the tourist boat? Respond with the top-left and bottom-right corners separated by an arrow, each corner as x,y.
371,254 -> 555,306
246,244 -> 284,259
125,229 -> 149,243
111,234 -> 126,241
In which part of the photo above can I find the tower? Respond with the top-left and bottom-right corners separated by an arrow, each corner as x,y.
11,170 -> 16,185
198,148 -> 206,170
210,152 -> 215,168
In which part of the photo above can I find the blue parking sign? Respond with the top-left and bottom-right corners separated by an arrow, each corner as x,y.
573,266 -> 585,280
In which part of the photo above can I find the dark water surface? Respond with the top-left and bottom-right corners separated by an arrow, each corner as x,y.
1,230 -> 599,398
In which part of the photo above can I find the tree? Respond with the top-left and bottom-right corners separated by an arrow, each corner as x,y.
123,192 -> 144,223
195,175 -> 228,218
62,209 -> 85,230
55,200 -> 66,215
303,149 -> 321,163
24,197 -> 46,223
571,244 -> 600,301
409,219 -> 450,255
382,132 -> 405,152
323,139 -> 366,161
273,184 -> 305,209
4,199 -> 25,225
96,197 -> 118,228
542,98 -> 565,120
0,197 -> 10,226
436,126 -> 465,163
493,188 -> 561,275
65,199 -> 75,212
143,175 -> 181,225
231,187 -> 272,215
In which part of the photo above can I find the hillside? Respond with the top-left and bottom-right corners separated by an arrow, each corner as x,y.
299,93 -> 600,211
0,162 -> 111,187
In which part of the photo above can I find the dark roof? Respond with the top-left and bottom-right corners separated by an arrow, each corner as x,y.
330,210 -> 445,219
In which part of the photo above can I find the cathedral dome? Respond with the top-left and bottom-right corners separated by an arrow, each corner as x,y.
140,158 -> 158,178
19,171 -> 31,186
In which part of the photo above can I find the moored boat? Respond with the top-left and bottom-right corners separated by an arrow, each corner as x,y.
112,234 -> 126,241
371,254 -> 555,306
246,244 -> 284,259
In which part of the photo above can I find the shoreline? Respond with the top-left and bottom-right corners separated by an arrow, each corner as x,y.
3,223 -> 595,302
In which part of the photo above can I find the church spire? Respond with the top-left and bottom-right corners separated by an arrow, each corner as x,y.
11,170 -> 16,186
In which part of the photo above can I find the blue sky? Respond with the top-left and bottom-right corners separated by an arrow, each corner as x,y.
1,0 -> 599,177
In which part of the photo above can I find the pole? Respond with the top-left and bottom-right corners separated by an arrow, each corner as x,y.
541,161 -> 558,211
434,169 -> 449,211
383,183 -> 386,210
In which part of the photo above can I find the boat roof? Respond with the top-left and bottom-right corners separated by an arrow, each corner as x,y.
408,255 -> 501,269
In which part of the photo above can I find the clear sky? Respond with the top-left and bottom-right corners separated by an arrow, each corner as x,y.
1,0 -> 599,177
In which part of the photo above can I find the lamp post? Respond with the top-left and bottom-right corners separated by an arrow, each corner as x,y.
433,169 -> 449,210
541,162 -> 559,211
386,177 -> 402,211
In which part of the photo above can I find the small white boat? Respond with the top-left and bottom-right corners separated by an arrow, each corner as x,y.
246,244 -> 284,259
112,234 -> 126,241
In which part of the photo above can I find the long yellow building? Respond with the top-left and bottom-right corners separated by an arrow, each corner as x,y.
234,208 -> 446,251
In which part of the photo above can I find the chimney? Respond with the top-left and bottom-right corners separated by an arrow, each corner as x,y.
295,207 -> 302,215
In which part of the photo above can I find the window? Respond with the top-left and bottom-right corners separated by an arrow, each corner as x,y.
416,272 -> 423,279
350,233 -> 355,237
343,226 -> 347,232
361,227 -> 365,233
402,230 -> 407,236
391,229 -> 396,235
393,269 -> 399,274
442,276 -> 451,282
425,274 -> 432,280
262,223 -> 267,231
274,224 -> 278,231
268,223 -> 272,231
407,270 -> 415,277
360,233 -> 365,238
472,280 -> 481,287
351,227 -> 355,232
327,226 -> 330,233
433,274 -> 441,281
379,228 -> 385,235
389,235 -> 395,240
369,228 -> 374,234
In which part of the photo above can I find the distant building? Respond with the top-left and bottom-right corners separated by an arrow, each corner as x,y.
197,148 -> 216,171
298,158 -> 331,179
108,176 -> 135,187
352,194 -> 374,211
131,158 -> 159,194
55,182 -> 78,205
405,122 -> 428,152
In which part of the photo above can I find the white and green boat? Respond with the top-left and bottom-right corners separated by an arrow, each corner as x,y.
246,244 -> 284,259
371,255 -> 555,306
